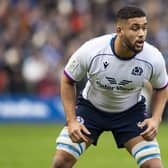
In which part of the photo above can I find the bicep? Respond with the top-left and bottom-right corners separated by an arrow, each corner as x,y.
61,73 -> 75,90
150,57 -> 168,89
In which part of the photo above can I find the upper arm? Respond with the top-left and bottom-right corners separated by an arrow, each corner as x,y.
150,53 -> 168,89
64,42 -> 91,82
61,72 -> 75,85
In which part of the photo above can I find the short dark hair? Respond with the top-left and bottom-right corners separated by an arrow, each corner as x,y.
116,6 -> 146,21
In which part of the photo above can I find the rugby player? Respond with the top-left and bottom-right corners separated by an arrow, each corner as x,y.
52,6 -> 168,168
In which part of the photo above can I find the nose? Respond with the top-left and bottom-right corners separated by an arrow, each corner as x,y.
138,28 -> 146,38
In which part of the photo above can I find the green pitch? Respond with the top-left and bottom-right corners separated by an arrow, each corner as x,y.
0,122 -> 167,168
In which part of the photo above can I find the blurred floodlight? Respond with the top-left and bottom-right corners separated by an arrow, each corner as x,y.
32,30 -> 47,48
58,0 -> 73,15
4,48 -> 20,66
22,57 -> 48,83
93,0 -> 108,4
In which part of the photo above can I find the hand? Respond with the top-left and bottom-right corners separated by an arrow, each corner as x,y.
138,118 -> 160,141
68,120 -> 91,143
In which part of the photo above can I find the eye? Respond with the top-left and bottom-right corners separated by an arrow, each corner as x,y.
130,24 -> 148,32
131,25 -> 140,31
143,25 -> 148,31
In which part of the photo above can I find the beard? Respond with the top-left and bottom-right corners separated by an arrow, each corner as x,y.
122,36 -> 143,54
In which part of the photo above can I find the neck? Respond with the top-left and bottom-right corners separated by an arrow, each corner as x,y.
114,36 -> 135,59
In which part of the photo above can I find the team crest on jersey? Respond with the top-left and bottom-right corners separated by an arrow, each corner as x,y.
131,66 -> 143,76
76,116 -> 84,124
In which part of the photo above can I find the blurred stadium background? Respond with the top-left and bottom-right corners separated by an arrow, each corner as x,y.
0,0 -> 167,168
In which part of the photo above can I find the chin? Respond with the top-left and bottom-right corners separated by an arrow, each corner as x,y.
134,47 -> 143,53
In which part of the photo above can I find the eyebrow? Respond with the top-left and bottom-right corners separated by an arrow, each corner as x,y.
130,22 -> 148,27
132,22 -> 148,25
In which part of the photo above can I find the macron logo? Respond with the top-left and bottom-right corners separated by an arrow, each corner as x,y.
103,61 -> 109,69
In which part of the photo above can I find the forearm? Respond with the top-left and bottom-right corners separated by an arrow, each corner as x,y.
139,87 -> 167,140
61,75 -> 77,124
151,87 -> 167,122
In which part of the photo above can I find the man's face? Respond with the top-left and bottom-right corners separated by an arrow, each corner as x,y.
117,17 -> 147,53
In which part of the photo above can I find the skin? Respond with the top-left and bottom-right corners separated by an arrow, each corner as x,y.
52,17 -> 167,168
60,76 -> 91,144
65,17 -> 149,144
115,17 -> 166,168
115,17 -> 148,58
115,17 -> 167,141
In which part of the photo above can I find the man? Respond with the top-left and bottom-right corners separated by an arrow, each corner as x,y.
52,6 -> 168,168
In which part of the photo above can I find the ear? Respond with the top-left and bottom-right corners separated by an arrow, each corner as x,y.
116,25 -> 123,36
116,26 -> 121,33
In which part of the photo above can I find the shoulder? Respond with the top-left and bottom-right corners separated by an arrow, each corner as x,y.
73,34 -> 114,64
82,34 -> 114,53
137,41 -> 164,64
143,42 -> 161,55
87,34 -> 114,43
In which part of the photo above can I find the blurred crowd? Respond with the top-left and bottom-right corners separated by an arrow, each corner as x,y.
0,0 -> 168,98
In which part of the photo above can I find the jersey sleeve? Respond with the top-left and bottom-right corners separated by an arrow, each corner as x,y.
150,52 -> 168,89
64,42 -> 90,82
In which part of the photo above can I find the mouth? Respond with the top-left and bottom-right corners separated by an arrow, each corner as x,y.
135,40 -> 144,48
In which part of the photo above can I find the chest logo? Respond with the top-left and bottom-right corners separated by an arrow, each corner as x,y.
96,77 -> 133,91
131,66 -> 143,76
106,77 -> 132,86
103,61 -> 109,69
